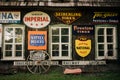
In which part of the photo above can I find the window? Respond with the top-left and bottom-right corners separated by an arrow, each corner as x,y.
49,24 -> 71,60
95,25 -> 117,60
2,24 -> 25,60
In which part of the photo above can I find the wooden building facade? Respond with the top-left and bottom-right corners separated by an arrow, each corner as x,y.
0,0 -> 120,73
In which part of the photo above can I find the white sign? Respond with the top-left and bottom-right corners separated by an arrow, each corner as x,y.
0,24 -> 2,47
0,11 -> 21,23
23,11 -> 50,29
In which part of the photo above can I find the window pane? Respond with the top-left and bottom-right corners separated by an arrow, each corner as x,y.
107,28 -> 113,35
52,44 -> 59,50
62,51 -> 68,56
15,51 -> 22,56
15,28 -> 22,35
16,45 -> 22,50
52,51 -> 59,56
98,51 -> 104,56
61,28 -> 68,35
5,28 -> 13,43
98,36 -> 104,42
98,28 -> 104,35
107,36 -> 113,42
61,36 -> 68,42
107,44 -> 113,49
15,35 -> 22,43
108,50 -> 113,56
52,36 -> 59,42
5,51 -> 12,56
62,44 -> 68,50
5,36 -> 13,43
52,28 -> 59,35
5,45 -> 12,50
98,44 -> 104,49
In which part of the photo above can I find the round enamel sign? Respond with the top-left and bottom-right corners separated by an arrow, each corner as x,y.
23,11 -> 50,28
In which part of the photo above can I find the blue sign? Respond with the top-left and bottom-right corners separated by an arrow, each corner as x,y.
30,34 -> 45,46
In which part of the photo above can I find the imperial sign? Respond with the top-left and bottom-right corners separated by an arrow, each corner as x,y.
23,11 -> 50,28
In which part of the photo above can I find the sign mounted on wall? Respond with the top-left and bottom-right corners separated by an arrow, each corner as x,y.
54,12 -> 82,24
28,31 -> 47,50
75,37 -> 91,58
0,11 -> 20,23
72,25 -> 94,35
23,11 -> 51,29
93,12 -> 119,23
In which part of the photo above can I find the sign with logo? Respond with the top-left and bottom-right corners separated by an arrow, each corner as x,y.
72,25 -> 94,35
28,31 -> 47,50
75,37 -> 91,57
23,11 -> 50,28
93,12 -> 119,23
54,12 -> 82,24
0,24 -> 2,47
0,11 -> 20,23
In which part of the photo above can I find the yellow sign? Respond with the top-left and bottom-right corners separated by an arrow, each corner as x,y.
75,38 -> 91,57
54,12 -> 82,24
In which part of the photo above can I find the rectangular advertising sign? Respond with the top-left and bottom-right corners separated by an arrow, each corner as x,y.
0,11 -> 20,23
72,25 -> 94,35
28,31 -> 47,50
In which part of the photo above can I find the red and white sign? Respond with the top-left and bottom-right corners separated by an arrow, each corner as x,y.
23,11 -> 50,28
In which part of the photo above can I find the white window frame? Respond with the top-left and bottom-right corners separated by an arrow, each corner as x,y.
49,24 -> 72,60
95,25 -> 117,60
2,24 -> 25,60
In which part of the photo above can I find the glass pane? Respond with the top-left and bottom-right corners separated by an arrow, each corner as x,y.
5,51 -> 12,56
107,44 -> 113,49
5,28 -> 13,43
98,28 -> 104,35
15,28 -> 22,35
107,28 -> 113,35
5,36 -> 13,43
98,44 -> 104,49
62,51 -> 68,56
15,51 -> 22,56
108,50 -> 113,56
52,36 -> 59,42
98,51 -> 104,56
107,36 -> 113,42
98,36 -> 104,42
15,35 -> 22,43
61,36 -> 68,42
52,28 -> 59,35
62,44 -> 68,50
16,45 -> 22,50
52,51 -> 59,56
5,45 -> 12,50
61,28 -> 68,35
52,44 -> 59,50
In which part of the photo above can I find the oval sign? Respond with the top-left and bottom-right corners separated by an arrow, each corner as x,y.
23,11 -> 50,28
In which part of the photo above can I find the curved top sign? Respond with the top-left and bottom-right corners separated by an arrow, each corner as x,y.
23,11 -> 50,28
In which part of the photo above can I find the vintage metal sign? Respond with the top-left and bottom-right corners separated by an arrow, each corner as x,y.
23,11 -> 50,28
72,25 -> 94,35
54,12 -> 82,24
28,31 -> 47,50
93,12 -> 119,23
75,37 -> 91,57
0,24 -> 2,47
0,11 -> 20,23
